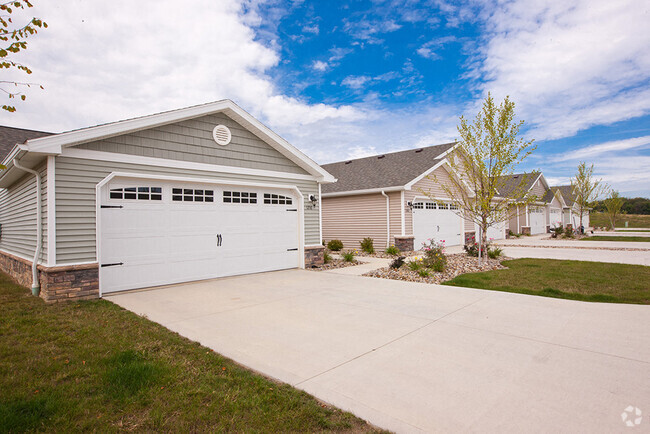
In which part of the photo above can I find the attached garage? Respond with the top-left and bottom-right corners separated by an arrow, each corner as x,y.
475,220 -> 507,241
412,201 -> 462,247
0,100 -> 335,301
529,206 -> 546,234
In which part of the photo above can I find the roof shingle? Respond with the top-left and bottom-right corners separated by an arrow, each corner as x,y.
0,126 -> 52,161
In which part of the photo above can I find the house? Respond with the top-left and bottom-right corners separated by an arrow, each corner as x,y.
553,185 -> 591,229
498,171 -> 554,235
320,143 -> 487,252
0,100 -> 335,302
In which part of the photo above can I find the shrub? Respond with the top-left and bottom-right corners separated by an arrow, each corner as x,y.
465,241 -> 502,259
341,250 -> 355,262
488,246 -> 503,259
422,239 -> 447,272
418,268 -> 430,277
550,225 -> 564,238
323,250 -> 332,264
359,237 -> 375,254
390,256 -> 405,269
407,260 -> 422,271
327,239 -> 344,251
464,242 -> 479,257
385,245 -> 401,256
564,226 -> 574,238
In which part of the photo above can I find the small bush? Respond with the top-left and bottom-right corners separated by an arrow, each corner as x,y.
418,269 -> 430,277
323,250 -> 332,264
390,256 -> 405,269
327,239 -> 344,251
385,245 -> 401,256
341,250 -> 355,262
359,237 -> 375,254
422,239 -> 447,272
550,225 -> 563,238
407,260 -> 422,271
488,246 -> 503,259
465,241 -> 502,259
564,226 -> 574,238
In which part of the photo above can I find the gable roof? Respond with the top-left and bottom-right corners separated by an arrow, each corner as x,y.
321,142 -> 457,194
554,185 -> 576,206
1,99 -> 335,184
495,172 -> 542,200
0,126 -> 52,160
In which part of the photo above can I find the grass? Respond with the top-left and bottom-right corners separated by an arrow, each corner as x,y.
0,273 -> 379,433
443,258 -> 650,304
579,236 -> 650,242
590,212 -> 650,228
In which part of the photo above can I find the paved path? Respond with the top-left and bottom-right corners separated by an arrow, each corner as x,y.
107,270 -> 650,433
501,246 -> 650,265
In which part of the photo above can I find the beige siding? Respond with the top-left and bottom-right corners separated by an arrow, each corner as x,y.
55,156 -> 318,264
530,177 -> 546,200
322,193 -> 391,251
0,162 -> 48,262
388,191 -> 402,246
76,113 -> 308,175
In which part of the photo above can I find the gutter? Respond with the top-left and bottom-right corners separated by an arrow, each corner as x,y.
381,190 -> 390,248
12,159 -> 43,296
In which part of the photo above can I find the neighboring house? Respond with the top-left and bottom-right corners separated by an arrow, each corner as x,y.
554,185 -> 591,229
0,100 -> 335,302
543,187 -> 567,229
500,171 -> 552,235
321,143 -> 486,252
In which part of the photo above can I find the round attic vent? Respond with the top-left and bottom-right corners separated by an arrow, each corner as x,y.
212,125 -> 232,146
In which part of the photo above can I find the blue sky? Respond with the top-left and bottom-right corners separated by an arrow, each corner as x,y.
3,0 -> 650,197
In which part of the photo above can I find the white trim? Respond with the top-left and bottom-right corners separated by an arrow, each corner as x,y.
434,142 -> 458,160
321,185 -> 404,198
400,190 -> 405,236
304,244 -> 324,248
95,171 -> 305,297
0,248 -> 41,265
46,156 -> 56,266
381,190 -> 390,247
21,99 -> 336,182
318,183 -> 323,243
525,204 -> 529,227
61,148 -> 320,182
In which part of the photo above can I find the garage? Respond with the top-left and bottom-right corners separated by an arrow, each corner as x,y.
529,206 -> 546,234
549,207 -> 562,228
475,220 -> 507,241
412,201 -> 462,248
99,176 -> 302,294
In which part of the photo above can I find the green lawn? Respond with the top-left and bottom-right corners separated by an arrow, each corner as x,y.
443,258 -> 650,304
580,236 -> 650,242
590,212 -> 650,228
0,273 -> 378,433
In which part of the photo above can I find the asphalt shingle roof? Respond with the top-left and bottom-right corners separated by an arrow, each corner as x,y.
494,172 -> 541,200
321,142 -> 457,194
554,185 -> 576,206
0,126 -> 52,160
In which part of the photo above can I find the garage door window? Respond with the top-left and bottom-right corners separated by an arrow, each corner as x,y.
110,187 -> 162,201
413,202 -> 424,209
426,203 -> 436,209
172,188 -> 214,202
264,193 -> 292,205
223,191 -> 257,204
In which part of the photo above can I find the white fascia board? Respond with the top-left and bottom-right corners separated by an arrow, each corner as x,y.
434,142 -> 459,160
321,185 -> 404,198
22,99 -> 335,183
61,148 -> 320,182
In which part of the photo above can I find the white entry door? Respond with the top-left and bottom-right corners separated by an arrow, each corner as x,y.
99,178 -> 300,294
412,201 -> 462,249
529,206 -> 546,234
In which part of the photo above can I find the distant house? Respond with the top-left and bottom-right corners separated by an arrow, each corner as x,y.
496,172 -> 552,235
320,143 -> 493,252
553,185 -> 591,229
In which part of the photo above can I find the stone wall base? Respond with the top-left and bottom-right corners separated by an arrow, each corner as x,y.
393,236 -> 414,252
0,250 -> 99,303
546,225 -> 551,233
521,226 -> 531,235
464,231 -> 476,246
304,245 -> 325,268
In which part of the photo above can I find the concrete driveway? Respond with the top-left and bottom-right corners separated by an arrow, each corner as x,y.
107,270 -> 650,433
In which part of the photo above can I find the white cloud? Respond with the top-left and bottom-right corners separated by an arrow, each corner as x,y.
302,24 -> 319,34
476,0 -> 650,140
554,135 -> 650,162
341,75 -> 371,89
416,47 -> 438,60
312,60 -> 328,71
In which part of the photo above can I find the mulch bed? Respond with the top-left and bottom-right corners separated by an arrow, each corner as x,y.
354,250 -> 418,259
363,253 -> 508,284
307,258 -> 364,271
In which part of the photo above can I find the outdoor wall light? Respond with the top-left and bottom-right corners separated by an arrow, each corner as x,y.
309,194 -> 318,207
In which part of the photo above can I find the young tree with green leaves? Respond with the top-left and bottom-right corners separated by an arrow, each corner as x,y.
603,189 -> 623,230
426,93 -> 537,263
571,162 -> 606,230
1,0 -> 47,112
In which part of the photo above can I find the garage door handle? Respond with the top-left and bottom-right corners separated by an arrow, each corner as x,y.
287,248 -> 298,251
216,234 -> 222,247
101,262 -> 124,267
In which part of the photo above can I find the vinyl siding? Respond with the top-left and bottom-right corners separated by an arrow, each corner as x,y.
322,193 -> 390,251
530,178 -> 546,200
76,113 -> 308,175
388,191 -> 402,246
55,156 -> 319,264
0,162 -> 48,262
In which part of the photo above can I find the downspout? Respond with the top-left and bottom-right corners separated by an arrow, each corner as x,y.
381,190 -> 390,248
13,159 -> 42,296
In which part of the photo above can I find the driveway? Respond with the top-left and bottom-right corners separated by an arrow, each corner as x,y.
107,270 -> 650,433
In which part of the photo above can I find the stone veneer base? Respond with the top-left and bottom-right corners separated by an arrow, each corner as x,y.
304,246 -> 325,268
393,236 -> 414,252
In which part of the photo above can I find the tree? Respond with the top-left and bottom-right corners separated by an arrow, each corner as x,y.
1,0 -> 47,112
425,93 -> 537,263
571,162 -> 606,230
603,190 -> 623,230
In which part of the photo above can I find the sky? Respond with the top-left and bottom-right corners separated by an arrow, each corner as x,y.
2,0 -> 649,197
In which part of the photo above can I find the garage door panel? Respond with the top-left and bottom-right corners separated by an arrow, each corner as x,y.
413,201 -> 462,248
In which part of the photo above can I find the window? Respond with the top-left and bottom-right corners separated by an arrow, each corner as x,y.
263,193 -> 292,205
413,202 -> 424,209
172,188 -> 214,202
438,203 -> 449,210
223,191 -> 257,204
449,203 -> 459,210
425,203 -> 436,210
110,187 -> 162,200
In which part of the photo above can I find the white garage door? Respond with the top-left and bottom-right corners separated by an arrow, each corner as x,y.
529,206 -> 546,234
99,178 -> 300,294
549,207 -> 562,228
475,220 -> 507,241
413,201 -> 462,249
